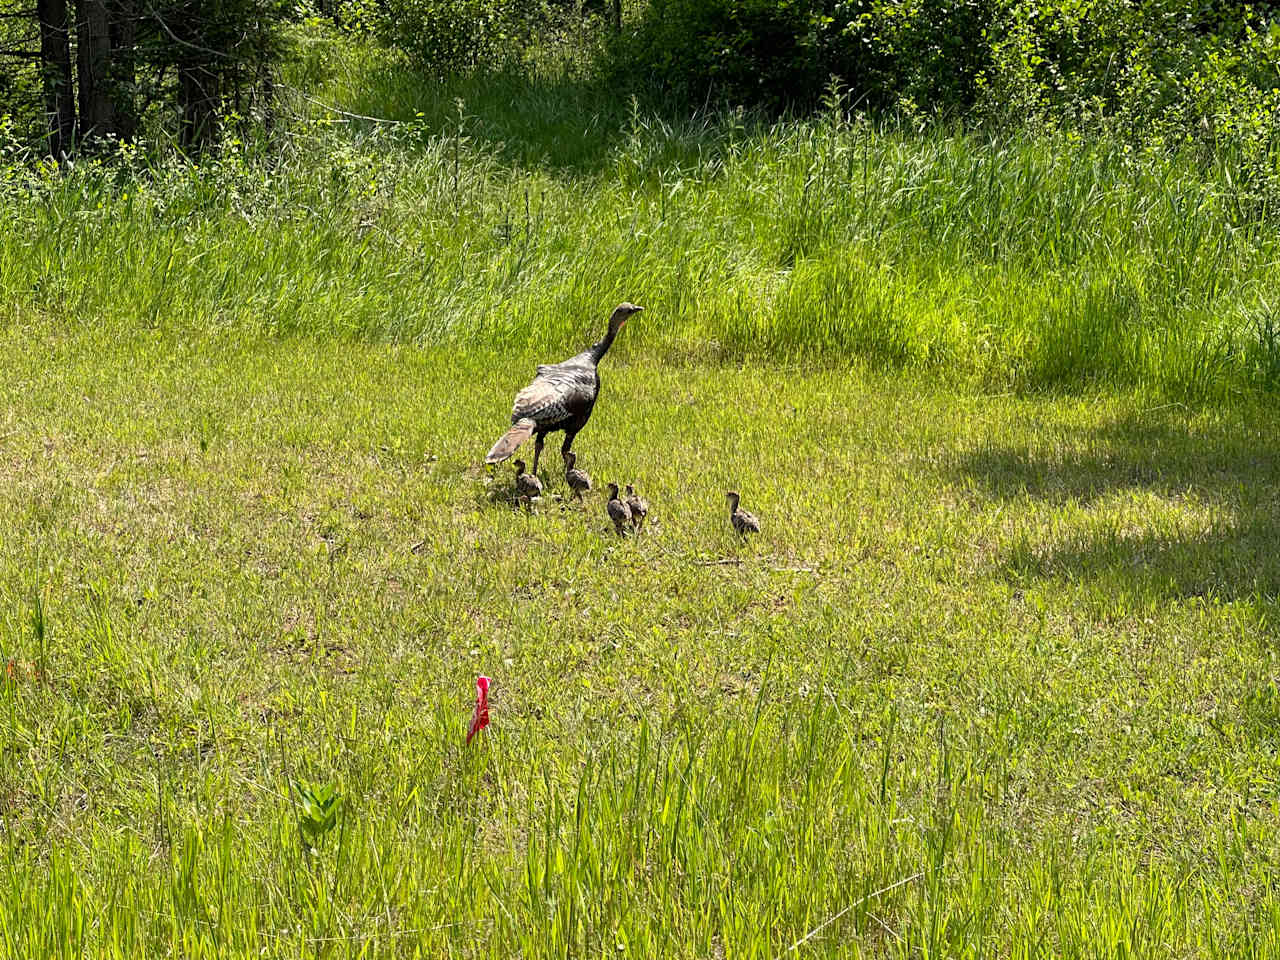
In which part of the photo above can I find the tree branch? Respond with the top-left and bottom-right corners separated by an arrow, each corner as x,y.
141,0 -> 237,60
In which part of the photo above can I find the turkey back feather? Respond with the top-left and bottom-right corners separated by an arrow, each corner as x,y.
512,377 -> 575,424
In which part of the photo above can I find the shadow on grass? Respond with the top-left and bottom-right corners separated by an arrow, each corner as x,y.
953,410 -> 1280,603
335,62 -> 706,173
468,464 -> 579,515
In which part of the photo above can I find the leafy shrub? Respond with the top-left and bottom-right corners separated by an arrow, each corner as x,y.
0,16 -> 41,147
619,0 -> 825,109
981,1 -> 1278,119
611,0 -> 1280,206
980,2 -> 1280,205
615,0 -> 1280,131
374,0 -> 542,75
613,0 -> 1000,112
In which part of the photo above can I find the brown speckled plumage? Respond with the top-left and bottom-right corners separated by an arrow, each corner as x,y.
485,303 -> 643,476
514,459 -> 543,501
563,451 -> 592,501
606,482 -> 632,535
725,490 -> 760,537
624,483 -> 649,530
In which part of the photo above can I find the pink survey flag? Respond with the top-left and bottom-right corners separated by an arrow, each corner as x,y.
467,676 -> 491,744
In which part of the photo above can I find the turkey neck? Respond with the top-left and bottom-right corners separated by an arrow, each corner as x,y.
587,320 -> 623,365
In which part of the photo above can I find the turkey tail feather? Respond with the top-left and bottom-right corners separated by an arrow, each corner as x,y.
485,418 -> 536,464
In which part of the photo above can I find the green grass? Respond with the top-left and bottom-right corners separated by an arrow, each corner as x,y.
2,34 -> 1280,398
5,31 -> 1280,957
2,318 -> 1280,956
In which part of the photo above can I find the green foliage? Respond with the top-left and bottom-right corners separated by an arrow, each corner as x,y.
613,0 -> 1002,112
0,15 -> 41,145
618,0 -> 830,110
977,2 -> 1280,206
142,0 -> 296,148
372,0 -> 543,75
143,0 -> 295,75
0,0 -> 295,155
3,56 -> 1278,400
291,780 -> 343,850
612,0 -> 1280,194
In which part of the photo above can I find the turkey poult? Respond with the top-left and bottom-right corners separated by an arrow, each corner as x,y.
486,302 -> 644,477
606,483 -> 632,535
563,451 -> 592,501
725,491 -> 760,537
624,483 -> 649,530
513,459 -> 542,502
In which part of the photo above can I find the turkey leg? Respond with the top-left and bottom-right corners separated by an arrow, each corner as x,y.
532,434 -> 545,477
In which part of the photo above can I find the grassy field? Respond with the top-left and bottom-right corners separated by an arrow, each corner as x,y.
3,320 -> 1280,956
4,34 -> 1280,958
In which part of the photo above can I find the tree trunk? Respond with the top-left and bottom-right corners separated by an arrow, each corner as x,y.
107,0 -> 137,141
74,0 -> 116,142
613,0 -> 621,33
37,0 -> 76,157
178,63 -> 219,151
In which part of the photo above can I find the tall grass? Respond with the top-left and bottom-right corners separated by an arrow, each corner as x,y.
0,35 -> 1276,400
8,692 -> 1277,956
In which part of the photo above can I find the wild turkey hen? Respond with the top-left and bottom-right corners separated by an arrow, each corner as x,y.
486,302 -> 643,477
